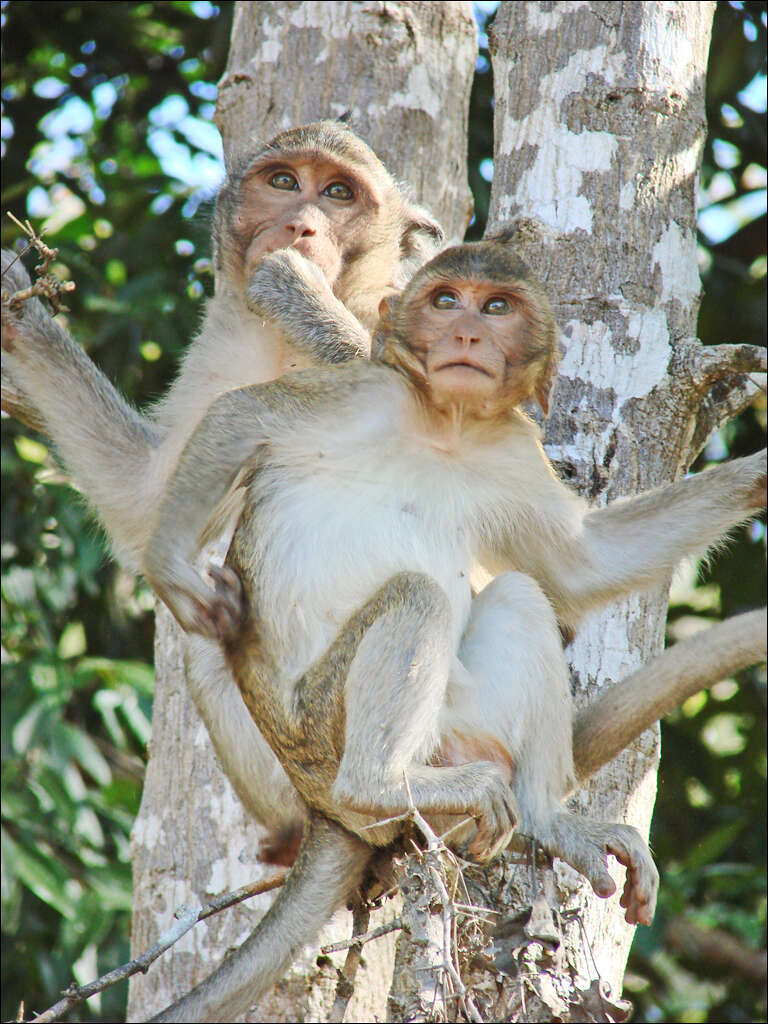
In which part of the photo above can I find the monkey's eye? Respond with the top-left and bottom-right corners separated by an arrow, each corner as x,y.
432,291 -> 460,310
482,296 -> 512,315
323,181 -> 353,201
269,171 -> 299,191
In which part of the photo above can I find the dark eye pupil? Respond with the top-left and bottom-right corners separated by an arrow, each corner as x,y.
485,298 -> 509,314
272,173 -> 295,189
434,293 -> 456,309
326,182 -> 351,199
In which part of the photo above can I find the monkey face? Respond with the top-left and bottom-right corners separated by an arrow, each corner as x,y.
236,155 -> 381,288
411,280 -> 528,410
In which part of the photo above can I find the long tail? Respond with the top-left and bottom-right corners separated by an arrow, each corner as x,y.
149,814 -> 372,1023
573,608 -> 767,783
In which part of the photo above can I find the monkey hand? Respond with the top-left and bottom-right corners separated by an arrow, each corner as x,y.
245,248 -> 331,320
606,825 -> 659,927
146,558 -> 243,642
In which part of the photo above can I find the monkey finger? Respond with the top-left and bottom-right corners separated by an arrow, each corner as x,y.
208,564 -> 244,605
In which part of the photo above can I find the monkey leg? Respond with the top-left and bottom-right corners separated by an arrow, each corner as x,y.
446,571 -> 658,923
320,572 -> 517,861
227,572 -> 517,861
151,812 -> 371,1023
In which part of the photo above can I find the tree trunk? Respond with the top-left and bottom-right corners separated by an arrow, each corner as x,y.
434,3 -> 716,1018
126,4 -> 477,1020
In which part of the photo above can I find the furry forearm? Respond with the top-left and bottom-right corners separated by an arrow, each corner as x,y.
246,250 -> 371,363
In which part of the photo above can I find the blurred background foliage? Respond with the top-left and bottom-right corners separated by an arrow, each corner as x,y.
1,1 -> 765,1020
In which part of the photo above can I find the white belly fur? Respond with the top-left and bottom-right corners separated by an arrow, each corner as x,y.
242,426 -> 476,683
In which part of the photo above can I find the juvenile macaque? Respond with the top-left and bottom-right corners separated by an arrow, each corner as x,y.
1,121 -> 443,838
144,238 -> 766,1021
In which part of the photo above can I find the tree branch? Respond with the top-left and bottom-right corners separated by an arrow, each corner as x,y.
28,872 -> 287,1024
690,341 -> 767,388
691,375 -> 767,458
572,608 -> 767,783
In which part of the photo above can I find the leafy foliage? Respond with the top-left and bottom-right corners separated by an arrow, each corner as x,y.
0,2 -> 765,1021
2,2 -> 232,1017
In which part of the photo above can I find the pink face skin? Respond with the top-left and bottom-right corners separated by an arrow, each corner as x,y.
237,156 -> 380,286
410,280 -> 528,412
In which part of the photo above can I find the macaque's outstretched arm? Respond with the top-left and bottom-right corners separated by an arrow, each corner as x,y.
507,450 -> 766,628
2,249 -> 163,562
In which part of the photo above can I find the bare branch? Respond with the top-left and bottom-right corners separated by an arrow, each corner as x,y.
690,341 -> 767,388
327,903 -> 371,1024
666,918 -> 767,984
3,215 -> 75,314
573,608 -> 767,783
322,916 -> 403,954
691,373 -> 767,455
28,872 -> 286,1023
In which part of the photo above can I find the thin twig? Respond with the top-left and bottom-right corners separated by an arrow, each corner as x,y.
321,916 -> 403,954
3,213 -> 75,313
328,903 -> 371,1023
28,871 -> 287,1023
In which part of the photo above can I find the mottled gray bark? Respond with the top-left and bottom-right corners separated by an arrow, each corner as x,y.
127,3 -> 477,1020
448,3 -> 717,1018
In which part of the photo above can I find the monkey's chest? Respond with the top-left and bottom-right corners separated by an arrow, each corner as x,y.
237,457 -> 475,679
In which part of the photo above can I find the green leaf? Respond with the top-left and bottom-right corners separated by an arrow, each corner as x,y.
1,829 -> 78,919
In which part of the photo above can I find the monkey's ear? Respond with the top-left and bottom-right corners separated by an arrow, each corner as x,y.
535,377 -> 553,416
401,207 -> 445,256
534,347 -> 560,416
378,290 -> 399,324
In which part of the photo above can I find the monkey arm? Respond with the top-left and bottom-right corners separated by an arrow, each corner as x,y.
1,353 -> 46,433
144,374 -> 342,637
501,451 -> 766,627
564,451 -> 765,619
2,248 -> 165,568
143,385 -> 273,635
246,249 -> 371,363
572,607 -> 767,781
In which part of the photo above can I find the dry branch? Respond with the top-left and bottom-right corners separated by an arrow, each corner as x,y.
28,872 -> 286,1023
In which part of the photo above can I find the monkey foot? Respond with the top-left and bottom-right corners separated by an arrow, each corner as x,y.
549,816 -> 658,926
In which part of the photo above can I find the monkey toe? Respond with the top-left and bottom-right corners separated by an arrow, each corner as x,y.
605,827 -> 658,926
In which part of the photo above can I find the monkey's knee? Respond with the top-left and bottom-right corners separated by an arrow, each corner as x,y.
463,570 -> 564,671
383,571 -> 453,631
476,571 -> 558,630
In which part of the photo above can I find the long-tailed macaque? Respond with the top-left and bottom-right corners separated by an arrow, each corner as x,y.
142,238 -> 766,1022
1,120 -> 443,839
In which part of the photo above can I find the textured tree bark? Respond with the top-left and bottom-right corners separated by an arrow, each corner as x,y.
127,3 -> 477,1020
442,3 -> 717,1018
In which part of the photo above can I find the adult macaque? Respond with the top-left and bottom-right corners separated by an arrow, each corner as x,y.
143,238 -> 766,1022
1,120 -> 443,839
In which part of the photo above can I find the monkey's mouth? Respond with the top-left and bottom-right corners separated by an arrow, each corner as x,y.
435,361 -> 494,378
